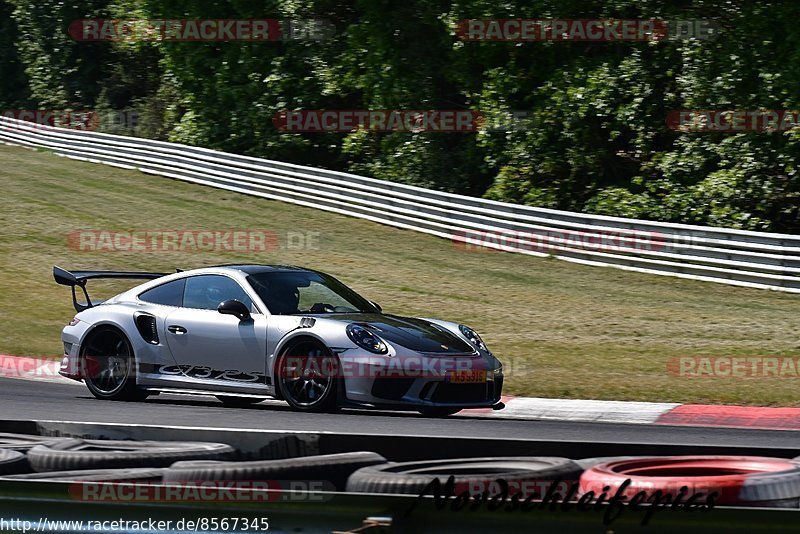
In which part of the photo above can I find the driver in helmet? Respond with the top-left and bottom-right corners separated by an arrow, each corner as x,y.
268,283 -> 300,315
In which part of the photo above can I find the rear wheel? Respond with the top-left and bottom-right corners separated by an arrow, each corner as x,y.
276,339 -> 340,413
81,327 -> 147,401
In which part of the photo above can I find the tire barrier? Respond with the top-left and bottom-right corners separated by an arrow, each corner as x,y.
252,435 -> 319,461
574,456 -> 644,470
579,456 -> 800,508
27,439 -> 235,472
0,450 -> 30,475
2,467 -> 164,482
164,452 -> 387,491
3,430 -> 799,511
0,432 -> 70,452
345,456 -> 583,496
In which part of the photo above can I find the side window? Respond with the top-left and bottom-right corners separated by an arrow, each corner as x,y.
138,279 -> 186,307
183,275 -> 254,311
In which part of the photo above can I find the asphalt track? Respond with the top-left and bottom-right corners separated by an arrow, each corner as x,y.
0,378 -> 797,449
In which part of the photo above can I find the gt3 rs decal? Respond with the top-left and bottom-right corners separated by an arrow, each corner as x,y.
140,363 -> 269,384
160,364 -> 267,383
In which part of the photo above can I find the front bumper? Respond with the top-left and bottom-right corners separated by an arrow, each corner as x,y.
339,351 -> 504,409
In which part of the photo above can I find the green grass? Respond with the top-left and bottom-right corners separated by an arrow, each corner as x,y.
1,144 -> 799,406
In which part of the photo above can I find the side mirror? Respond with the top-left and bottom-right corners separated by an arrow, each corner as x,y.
369,300 -> 383,313
218,299 -> 251,321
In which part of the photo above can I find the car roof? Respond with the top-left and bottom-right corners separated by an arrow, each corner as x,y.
202,264 -> 314,275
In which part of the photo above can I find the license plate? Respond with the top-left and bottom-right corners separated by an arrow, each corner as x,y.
447,370 -> 486,384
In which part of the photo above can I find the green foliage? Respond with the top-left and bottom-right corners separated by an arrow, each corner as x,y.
1,0 -> 798,231
0,1 -> 30,107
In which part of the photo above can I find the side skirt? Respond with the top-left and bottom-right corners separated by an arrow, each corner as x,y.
142,387 -> 276,399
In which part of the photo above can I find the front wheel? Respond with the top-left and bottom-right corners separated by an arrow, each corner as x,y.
81,327 -> 147,401
276,340 -> 340,413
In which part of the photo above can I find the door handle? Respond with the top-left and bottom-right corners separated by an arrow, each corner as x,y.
167,325 -> 187,335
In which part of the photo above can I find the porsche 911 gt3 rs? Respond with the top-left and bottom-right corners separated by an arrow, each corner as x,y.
54,265 -> 504,416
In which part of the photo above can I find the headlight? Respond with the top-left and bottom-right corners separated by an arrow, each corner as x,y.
459,324 -> 490,353
346,324 -> 388,354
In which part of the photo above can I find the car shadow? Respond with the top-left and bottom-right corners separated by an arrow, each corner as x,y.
97,393 -> 492,420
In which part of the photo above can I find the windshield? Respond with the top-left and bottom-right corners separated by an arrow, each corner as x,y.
247,271 -> 378,315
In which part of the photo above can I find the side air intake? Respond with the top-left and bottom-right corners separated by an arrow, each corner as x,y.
134,313 -> 159,344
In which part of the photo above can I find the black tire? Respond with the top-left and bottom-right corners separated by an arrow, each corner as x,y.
574,456 -> 646,471
81,326 -> 148,401
346,457 -> 583,496
27,439 -> 235,472
418,407 -> 462,417
0,433 -> 71,452
2,468 -> 163,482
0,450 -> 29,475
164,451 -> 387,491
216,396 -> 266,407
251,435 -> 319,461
275,339 -> 340,413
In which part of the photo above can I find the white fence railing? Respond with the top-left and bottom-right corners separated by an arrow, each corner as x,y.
2,116 -> 799,293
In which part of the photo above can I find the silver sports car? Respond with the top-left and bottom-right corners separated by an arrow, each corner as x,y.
54,265 -> 504,416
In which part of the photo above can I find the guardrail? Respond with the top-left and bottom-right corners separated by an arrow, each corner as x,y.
2,116 -> 799,293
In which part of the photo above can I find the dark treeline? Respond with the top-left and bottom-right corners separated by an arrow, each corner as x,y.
2,1 -> 798,232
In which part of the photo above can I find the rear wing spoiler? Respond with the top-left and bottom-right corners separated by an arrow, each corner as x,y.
53,266 -> 168,312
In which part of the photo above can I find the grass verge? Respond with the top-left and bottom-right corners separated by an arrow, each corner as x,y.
1,144 -> 798,405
